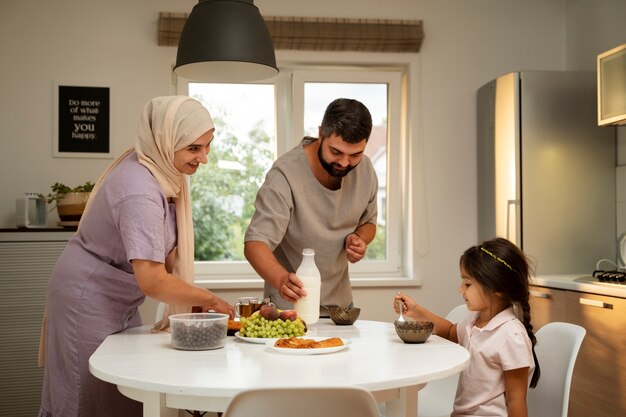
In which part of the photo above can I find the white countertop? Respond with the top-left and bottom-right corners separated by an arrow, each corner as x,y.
532,274 -> 626,299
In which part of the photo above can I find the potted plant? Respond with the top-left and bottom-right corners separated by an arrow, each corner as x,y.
41,181 -> 95,224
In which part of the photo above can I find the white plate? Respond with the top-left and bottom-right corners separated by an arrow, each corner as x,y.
234,332 -> 277,344
234,332 -> 308,344
265,337 -> 351,355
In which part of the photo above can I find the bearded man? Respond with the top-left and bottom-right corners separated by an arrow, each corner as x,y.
244,98 -> 378,314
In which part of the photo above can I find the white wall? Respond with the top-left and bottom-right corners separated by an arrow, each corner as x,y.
4,0 -> 622,323
0,0 -> 196,227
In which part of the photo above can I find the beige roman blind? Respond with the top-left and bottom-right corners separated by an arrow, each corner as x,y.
158,13 -> 424,53
158,13 -> 188,46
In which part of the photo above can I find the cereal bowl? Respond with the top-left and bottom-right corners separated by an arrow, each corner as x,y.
170,313 -> 228,350
394,320 -> 434,344
327,306 -> 361,325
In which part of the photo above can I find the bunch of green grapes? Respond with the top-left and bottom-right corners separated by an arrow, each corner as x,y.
239,313 -> 306,338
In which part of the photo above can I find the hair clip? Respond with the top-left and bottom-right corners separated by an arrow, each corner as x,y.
480,247 -> 515,271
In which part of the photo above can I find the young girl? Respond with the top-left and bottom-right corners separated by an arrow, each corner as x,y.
394,237 -> 540,417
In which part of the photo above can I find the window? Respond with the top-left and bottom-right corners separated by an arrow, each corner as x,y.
178,59 -> 409,281
186,83 -> 276,263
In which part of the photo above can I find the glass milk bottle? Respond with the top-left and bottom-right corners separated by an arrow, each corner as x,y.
294,248 -> 321,324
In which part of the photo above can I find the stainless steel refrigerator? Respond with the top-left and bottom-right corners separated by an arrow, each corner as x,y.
477,71 -> 616,275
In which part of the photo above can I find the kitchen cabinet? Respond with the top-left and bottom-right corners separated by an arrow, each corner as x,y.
528,286 -> 568,328
566,291 -> 626,417
0,231 -> 71,417
530,285 -> 626,417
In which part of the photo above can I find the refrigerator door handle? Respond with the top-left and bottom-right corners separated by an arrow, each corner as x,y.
506,199 -> 519,241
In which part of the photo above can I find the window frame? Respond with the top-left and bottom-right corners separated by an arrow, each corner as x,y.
175,50 -> 418,285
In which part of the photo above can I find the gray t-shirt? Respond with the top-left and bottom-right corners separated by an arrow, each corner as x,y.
245,137 -> 378,309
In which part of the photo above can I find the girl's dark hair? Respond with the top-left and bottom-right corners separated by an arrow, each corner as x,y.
460,237 -> 541,388
319,98 -> 372,144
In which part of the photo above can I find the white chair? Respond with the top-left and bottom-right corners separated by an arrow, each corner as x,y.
528,322 -> 586,417
442,304 -> 469,323
417,304 -> 468,417
222,387 -> 381,417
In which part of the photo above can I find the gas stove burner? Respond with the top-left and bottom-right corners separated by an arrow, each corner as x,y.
592,270 -> 626,284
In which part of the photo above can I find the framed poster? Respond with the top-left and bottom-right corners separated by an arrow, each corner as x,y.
53,82 -> 113,158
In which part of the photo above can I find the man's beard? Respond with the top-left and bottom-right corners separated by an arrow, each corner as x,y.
317,142 -> 358,178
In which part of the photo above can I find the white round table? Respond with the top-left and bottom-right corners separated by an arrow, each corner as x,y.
89,319 -> 469,417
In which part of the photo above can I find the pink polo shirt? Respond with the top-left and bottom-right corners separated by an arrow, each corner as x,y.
452,307 -> 535,417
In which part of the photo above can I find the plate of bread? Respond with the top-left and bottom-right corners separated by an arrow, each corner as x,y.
265,336 -> 350,355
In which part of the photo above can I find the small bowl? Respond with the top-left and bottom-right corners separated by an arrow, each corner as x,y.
394,320 -> 434,343
327,306 -> 361,325
170,313 -> 228,350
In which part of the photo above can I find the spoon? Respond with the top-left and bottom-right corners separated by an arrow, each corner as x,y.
396,298 -> 406,323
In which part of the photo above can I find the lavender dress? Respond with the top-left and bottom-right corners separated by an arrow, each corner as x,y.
39,152 -> 177,417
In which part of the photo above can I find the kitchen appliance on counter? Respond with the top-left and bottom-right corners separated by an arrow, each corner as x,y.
575,233 -> 626,288
575,272 -> 626,286
477,71 -> 616,275
16,192 -> 46,228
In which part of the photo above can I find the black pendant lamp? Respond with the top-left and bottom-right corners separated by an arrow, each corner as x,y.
174,0 -> 278,82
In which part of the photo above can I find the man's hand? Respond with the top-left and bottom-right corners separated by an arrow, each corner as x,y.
345,232 -> 367,263
278,272 -> 306,303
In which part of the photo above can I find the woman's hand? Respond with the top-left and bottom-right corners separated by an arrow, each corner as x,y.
202,296 -> 235,319
132,259 -> 235,319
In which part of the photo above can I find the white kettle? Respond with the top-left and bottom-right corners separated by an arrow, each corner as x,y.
16,193 -> 47,228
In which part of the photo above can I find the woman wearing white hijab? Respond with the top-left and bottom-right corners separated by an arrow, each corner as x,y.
38,96 -> 234,417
